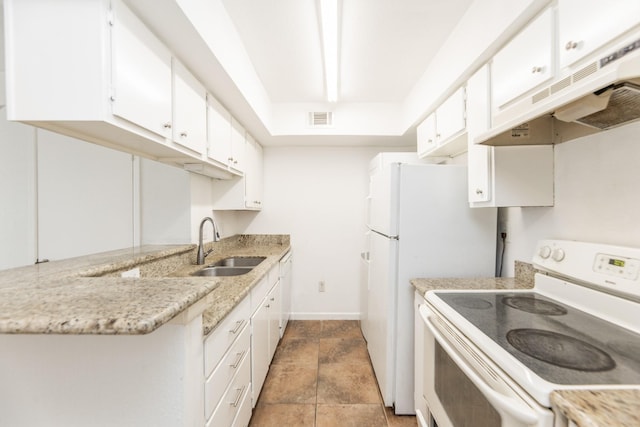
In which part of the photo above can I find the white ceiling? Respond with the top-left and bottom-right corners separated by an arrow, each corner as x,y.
221,0 -> 473,105
131,0 -> 542,147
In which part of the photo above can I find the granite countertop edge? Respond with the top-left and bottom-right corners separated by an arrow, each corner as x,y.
551,389 -> 640,427
0,234 -> 290,336
410,260 -> 536,295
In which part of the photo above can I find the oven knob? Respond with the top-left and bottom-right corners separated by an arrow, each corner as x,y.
538,246 -> 552,259
552,248 -> 566,262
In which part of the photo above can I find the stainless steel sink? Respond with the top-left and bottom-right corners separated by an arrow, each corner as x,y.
191,266 -> 254,277
210,256 -> 266,267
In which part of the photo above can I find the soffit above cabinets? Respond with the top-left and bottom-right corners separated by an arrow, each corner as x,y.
124,0 -> 546,146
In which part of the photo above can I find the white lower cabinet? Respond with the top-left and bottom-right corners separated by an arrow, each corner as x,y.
206,352 -> 251,427
205,325 -> 250,419
267,281 -> 282,360
203,297 -> 251,426
251,288 -> 270,406
250,264 -> 283,407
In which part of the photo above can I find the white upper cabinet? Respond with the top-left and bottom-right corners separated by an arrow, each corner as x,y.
437,88 -> 466,143
466,66 -> 492,203
492,7 -> 554,110
207,95 -> 233,167
416,113 -> 437,155
211,132 -> 263,211
5,0 -> 109,120
417,87 -> 467,158
4,0 -> 238,179
171,58 -> 207,154
244,133 -> 264,210
467,65 -> 554,208
558,0 -> 640,69
111,0 -> 172,139
230,118 -> 246,173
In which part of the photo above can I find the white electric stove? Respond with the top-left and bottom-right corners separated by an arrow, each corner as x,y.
420,240 -> 640,427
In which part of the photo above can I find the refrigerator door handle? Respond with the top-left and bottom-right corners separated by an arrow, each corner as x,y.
369,228 -> 399,240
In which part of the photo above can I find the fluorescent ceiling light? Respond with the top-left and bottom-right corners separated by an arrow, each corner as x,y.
319,0 -> 338,102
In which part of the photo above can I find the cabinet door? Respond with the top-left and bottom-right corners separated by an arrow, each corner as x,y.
207,95 -> 232,166
558,0 -> 640,68
172,59 -> 206,154
267,281 -> 281,361
416,113 -> 436,157
251,300 -> 269,407
436,87 -> 466,144
492,7 -> 554,109
230,118 -> 245,173
244,134 -> 263,209
466,66 -> 492,203
111,0 -> 172,138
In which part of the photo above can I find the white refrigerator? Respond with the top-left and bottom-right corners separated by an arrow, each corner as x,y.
363,157 -> 496,414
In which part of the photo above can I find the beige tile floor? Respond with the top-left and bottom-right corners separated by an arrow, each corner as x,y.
249,320 -> 418,427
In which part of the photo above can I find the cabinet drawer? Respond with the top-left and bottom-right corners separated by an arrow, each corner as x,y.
205,324 -> 250,420
231,381 -> 252,427
204,296 -> 250,376
205,350 -> 251,427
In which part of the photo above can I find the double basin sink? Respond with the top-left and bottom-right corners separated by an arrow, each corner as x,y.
191,256 -> 266,277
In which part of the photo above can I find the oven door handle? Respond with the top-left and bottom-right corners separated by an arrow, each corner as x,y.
420,305 -> 539,426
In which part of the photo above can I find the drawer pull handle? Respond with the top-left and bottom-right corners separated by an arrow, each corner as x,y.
231,385 -> 245,408
229,320 -> 244,335
230,350 -> 246,369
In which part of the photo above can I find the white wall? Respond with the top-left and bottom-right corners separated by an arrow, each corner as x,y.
37,130 -> 135,261
500,121 -> 640,276
0,110 -> 36,269
140,159 -> 191,245
190,173 -> 218,244
0,117 -> 210,270
235,145 -> 411,319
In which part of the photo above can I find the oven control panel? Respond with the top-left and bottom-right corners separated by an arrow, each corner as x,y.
533,240 -> 640,300
593,253 -> 640,280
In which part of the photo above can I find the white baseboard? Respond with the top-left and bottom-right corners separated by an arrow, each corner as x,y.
290,312 -> 361,321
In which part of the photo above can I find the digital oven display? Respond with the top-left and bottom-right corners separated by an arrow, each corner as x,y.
609,258 -> 626,268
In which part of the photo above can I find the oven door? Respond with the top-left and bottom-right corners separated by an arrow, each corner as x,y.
418,303 -> 554,427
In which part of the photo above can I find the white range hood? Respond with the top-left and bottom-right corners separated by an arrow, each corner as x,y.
477,37 -> 640,146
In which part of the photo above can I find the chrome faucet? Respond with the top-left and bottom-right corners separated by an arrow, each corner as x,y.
197,217 -> 220,265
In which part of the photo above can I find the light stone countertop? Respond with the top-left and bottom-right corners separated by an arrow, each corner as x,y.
411,261 -> 640,427
551,389 -> 640,427
0,234 -> 290,336
410,260 -> 536,295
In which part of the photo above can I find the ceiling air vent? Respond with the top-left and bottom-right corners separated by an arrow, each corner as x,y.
308,112 -> 333,127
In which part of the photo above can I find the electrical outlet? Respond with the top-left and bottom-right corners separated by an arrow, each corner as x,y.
499,221 -> 512,243
121,267 -> 140,278
499,221 -> 508,235
319,280 -> 326,292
